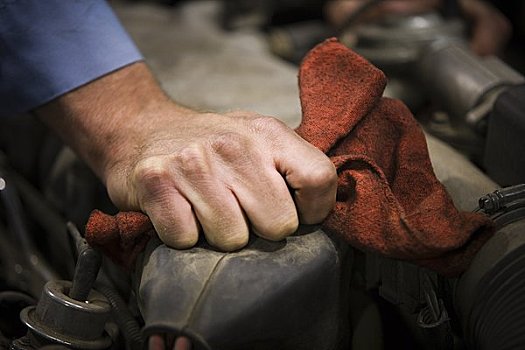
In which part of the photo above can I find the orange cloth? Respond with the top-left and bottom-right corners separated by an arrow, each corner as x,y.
85,210 -> 153,269
296,38 -> 493,276
86,38 -> 494,276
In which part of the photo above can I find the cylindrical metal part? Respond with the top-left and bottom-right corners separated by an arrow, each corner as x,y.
352,12 -> 465,70
20,280 -> 111,349
418,41 -> 524,125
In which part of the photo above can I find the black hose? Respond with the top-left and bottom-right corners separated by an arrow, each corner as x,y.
0,170 -> 59,282
464,246 -> 525,349
0,291 -> 36,307
0,291 -> 36,340
0,331 -> 9,350
10,170 -> 75,276
95,283 -> 144,350
69,229 -> 103,302
454,188 -> 525,349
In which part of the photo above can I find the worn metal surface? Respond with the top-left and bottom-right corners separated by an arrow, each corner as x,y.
20,280 -> 111,349
352,12 -> 465,70
418,41 -> 524,124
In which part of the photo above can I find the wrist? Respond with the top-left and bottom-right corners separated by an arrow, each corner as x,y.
36,62 -> 188,183
99,99 -> 192,185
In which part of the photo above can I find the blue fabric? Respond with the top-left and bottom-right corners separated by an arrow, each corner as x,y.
0,0 -> 143,117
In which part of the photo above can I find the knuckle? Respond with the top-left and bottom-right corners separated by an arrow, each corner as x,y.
208,230 -> 249,251
258,213 -> 299,241
134,158 -> 169,181
303,160 -> 337,189
158,227 -> 198,249
133,158 -> 172,195
225,110 -> 259,119
249,115 -> 288,135
175,145 -> 208,175
209,132 -> 247,160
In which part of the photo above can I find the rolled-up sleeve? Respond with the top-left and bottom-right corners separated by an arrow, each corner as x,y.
0,0 -> 143,117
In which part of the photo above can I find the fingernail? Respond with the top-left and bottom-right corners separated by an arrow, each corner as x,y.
148,334 -> 165,350
173,336 -> 192,350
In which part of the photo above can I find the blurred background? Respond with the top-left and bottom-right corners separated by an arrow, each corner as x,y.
2,1 -> 525,350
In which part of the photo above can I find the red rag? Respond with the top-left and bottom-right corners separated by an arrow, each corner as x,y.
85,38 -> 494,276
296,38 -> 494,276
85,210 -> 154,270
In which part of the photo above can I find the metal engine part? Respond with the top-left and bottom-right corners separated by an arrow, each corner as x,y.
350,10 -> 525,171
347,11 -> 466,114
15,280 -> 111,350
350,11 -> 525,123
455,184 -> 525,350
418,41 -> 524,130
484,84 -> 525,185
351,12 -> 465,71
10,230 -> 112,350
360,184 -> 525,350
418,45 -> 525,184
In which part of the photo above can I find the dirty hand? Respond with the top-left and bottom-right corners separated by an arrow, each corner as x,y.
105,105 -> 337,251
38,62 -> 337,251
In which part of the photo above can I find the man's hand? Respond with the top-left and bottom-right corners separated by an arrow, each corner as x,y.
105,106 -> 337,251
37,62 -> 337,251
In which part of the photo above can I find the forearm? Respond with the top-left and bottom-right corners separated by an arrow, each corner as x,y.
36,62 -> 183,182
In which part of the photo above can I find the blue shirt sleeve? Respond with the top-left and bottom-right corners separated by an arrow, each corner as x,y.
0,0 -> 144,117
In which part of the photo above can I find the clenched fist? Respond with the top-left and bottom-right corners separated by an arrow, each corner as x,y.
38,62 -> 337,251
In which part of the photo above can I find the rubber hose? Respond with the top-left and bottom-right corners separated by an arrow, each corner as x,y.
0,291 -> 36,306
95,283 -> 143,350
465,247 -> 525,349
